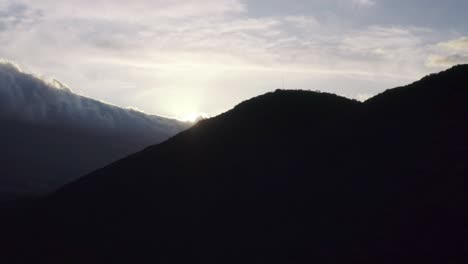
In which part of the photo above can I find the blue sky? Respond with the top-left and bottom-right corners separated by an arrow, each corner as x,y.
1,0 -> 467,119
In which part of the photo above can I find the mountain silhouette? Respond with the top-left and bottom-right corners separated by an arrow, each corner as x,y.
2,65 -> 467,263
0,62 -> 189,200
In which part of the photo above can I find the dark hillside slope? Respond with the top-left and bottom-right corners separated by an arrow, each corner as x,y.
364,64 -> 468,118
0,62 -> 189,199
360,65 -> 468,197
3,66 -> 467,264
0,119 -> 168,200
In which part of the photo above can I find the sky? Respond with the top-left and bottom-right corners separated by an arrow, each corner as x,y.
1,0 -> 467,120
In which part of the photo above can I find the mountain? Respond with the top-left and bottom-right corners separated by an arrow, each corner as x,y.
2,65 -> 467,263
0,61 -> 190,200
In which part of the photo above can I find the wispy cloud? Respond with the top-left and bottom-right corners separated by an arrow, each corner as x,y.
439,36 -> 468,51
0,2 -> 42,31
0,0 -> 461,117
427,36 -> 468,67
351,0 -> 376,8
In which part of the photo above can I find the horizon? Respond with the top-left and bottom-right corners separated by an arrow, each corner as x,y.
2,59 -> 465,122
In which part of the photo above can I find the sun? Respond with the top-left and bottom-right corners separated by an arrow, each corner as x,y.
182,112 -> 206,123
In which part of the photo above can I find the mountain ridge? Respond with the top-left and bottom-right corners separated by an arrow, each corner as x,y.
2,65 -> 467,263
0,61 -> 190,199
0,61 -> 186,135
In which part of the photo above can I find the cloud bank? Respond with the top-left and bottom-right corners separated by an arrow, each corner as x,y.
0,60 -> 188,137
0,1 -> 466,117
427,37 -> 468,67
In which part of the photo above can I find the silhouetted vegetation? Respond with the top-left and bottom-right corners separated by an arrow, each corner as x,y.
1,65 -> 467,263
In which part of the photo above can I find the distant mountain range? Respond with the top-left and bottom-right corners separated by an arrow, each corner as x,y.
2,65 -> 467,263
0,61 -> 190,200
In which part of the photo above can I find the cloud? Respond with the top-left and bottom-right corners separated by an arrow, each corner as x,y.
351,0 -> 376,8
439,36 -> 468,51
0,2 -> 42,32
0,60 -> 188,137
284,16 -> 319,29
427,36 -> 468,67
0,0 -> 449,118
15,0 -> 245,21
339,26 -> 429,57
427,54 -> 468,67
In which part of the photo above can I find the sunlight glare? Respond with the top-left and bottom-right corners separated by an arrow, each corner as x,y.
182,112 -> 207,123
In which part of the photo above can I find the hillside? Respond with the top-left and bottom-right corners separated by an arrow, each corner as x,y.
0,62 -> 189,199
2,65 -> 467,263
